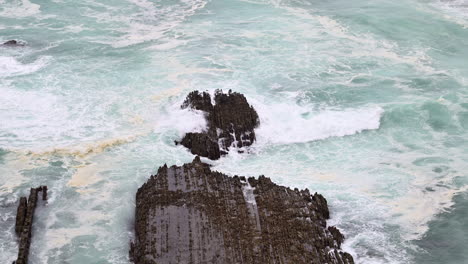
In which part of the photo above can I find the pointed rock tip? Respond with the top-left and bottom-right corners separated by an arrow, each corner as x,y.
192,156 -> 202,164
157,164 -> 168,174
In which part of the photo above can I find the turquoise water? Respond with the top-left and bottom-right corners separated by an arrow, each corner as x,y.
413,192 -> 468,264
0,0 -> 467,263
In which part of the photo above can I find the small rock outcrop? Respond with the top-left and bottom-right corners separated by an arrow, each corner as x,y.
177,90 -> 260,160
130,158 -> 354,264
13,186 -> 47,264
2,40 -> 24,47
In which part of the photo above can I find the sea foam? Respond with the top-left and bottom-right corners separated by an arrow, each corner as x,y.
0,56 -> 49,78
0,0 -> 41,18
154,103 -> 208,137
253,100 -> 383,144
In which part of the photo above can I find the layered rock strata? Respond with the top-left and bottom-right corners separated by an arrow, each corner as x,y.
13,186 -> 47,264
177,90 -> 260,160
130,157 -> 354,264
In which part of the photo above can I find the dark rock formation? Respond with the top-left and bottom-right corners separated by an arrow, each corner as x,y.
14,198 -> 27,235
177,90 -> 260,160
2,40 -> 25,47
13,186 -> 47,264
130,158 -> 354,264
41,186 -> 47,201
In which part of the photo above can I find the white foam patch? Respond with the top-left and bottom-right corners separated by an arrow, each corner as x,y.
0,0 -> 41,18
85,0 -> 207,48
154,103 -> 207,137
0,88 -> 73,149
0,56 -> 50,78
429,0 -> 468,28
163,91 -> 382,146
281,6 -> 435,73
254,100 -> 383,144
0,85 -> 150,152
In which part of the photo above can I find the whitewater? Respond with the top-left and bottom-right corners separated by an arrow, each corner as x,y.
0,0 -> 467,263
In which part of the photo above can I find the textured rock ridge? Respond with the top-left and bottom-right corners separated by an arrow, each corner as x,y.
130,158 -> 354,264
13,186 -> 47,264
178,90 -> 260,160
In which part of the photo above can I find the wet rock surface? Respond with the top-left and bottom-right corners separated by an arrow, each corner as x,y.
13,186 -> 47,264
178,90 -> 260,160
130,157 -> 354,264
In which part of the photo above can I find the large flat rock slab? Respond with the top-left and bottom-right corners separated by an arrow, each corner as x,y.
130,157 -> 354,264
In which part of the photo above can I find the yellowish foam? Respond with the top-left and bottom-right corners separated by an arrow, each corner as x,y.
36,137 -> 135,158
68,162 -> 102,188
5,131 -> 150,191
19,131 -> 149,159
64,132 -> 151,188
389,184 -> 467,240
0,153 -> 39,191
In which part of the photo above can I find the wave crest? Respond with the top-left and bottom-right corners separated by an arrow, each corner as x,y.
254,102 -> 383,144
0,56 -> 50,78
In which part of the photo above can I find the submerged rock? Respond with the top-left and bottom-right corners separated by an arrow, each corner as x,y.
13,186 -> 47,264
2,40 -> 25,47
130,157 -> 354,264
177,90 -> 259,160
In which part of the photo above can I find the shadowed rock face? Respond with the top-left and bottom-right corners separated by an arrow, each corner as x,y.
130,157 -> 354,264
178,90 -> 260,160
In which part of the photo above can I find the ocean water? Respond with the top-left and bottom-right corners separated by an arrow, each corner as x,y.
0,0 -> 467,263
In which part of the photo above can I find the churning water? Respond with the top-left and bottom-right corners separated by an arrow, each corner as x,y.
0,0 -> 467,263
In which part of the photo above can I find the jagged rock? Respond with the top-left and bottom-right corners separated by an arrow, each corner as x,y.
328,226 -> 345,248
13,186 -> 47,264
177,90 -> 259,160
180,132 -> 220,160
130,158 -> 354,264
